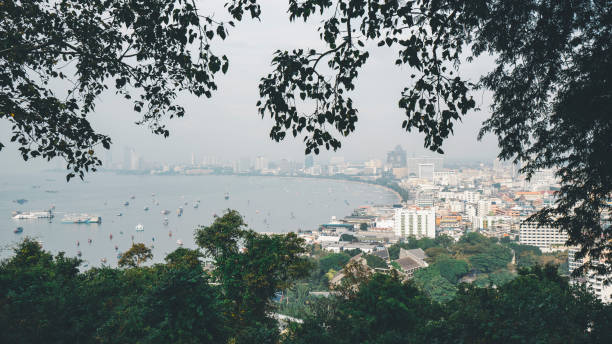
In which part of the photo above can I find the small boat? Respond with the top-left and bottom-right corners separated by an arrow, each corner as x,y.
114,245 -> 118,251
76,240 -> 80,247
116,213 -> 123,216
176,239 -> 183,246
124,201 -> 130,206
88,238 -> 92,244
155,201 -> 160,206
163,218 -> 169,225
169,231 -> 173,237
83,263 -> 88,268
144,207 -> 149,211
77,251 -> 82,257
100,258 -> 107,263
117,253 -> 122,259
177,207 -> 183,217
152,237 -> 155,242
120,231 -> 124,235
161,210 -> 170,215
135,224 -> 144,231
224,193 -> 229,200
184,201 -> 188,206
130,195 -> 136,199
14,227 -> 23,234
151,193 -> 155,197
13,199 -> 28,205
109,234 -> 113,240
193,202 -> 199,209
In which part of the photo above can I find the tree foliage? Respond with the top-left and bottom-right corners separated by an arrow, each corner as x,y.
117,242 -> 153,268
194,210 -> 312,331
1,0 -> 260,179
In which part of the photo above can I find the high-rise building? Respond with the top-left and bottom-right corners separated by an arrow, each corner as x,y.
304,155 -> 314,169
568,246 -> 612,303
406,156 -> 443,176
519,222 -> 568,252
393,207 -> 436,239
387,145 -> 407,168
255,156 -> 268,171
418,163 -> 434,180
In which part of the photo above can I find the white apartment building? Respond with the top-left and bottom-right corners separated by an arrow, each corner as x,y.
477,199 -> 491,216
393,207 -> 436,239
568,246 -> 612,304
463,191 -> 481,203
519,222 -> 568,252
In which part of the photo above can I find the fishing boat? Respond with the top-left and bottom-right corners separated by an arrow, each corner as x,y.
109,234 -> 113,240
12,210 -> 54,219
61,214 -> 102,224
169,231 -> 172,237
77,251 -> 82,257
135,224 -> 144,231
13,227 -> 23,234
117,213 -> 123,216
115,245 -> 118,251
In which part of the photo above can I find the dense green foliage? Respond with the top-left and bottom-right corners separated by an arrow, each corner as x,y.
363,254 -> 388,269
285,265 -> 612,344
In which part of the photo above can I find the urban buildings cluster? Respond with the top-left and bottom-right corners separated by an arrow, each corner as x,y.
107,145 -> 609,303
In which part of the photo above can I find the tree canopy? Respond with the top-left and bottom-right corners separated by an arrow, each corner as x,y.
2,0 -> 610,276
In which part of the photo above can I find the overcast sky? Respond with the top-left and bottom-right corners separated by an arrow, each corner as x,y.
1,1 -> 501,174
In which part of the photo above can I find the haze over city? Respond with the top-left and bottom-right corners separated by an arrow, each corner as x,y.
0,1 -> 499,175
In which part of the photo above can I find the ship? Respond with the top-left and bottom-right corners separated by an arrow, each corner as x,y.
61,214 -> 102,224
12,210 -> 54,219
135,223 -> 144,231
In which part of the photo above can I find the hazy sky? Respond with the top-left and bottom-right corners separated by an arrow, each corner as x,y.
1,1 -> 501,173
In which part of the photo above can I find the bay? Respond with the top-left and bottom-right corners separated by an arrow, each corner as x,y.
0,172 -> 398,267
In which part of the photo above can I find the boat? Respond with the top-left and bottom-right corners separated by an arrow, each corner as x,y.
44,190 -> 59,193
184,201 -> 188,206
13,199 -> 28,205
169,231 -> 172,237
124,201 -> 130,206
130,195 -> 136,199
12,210 -> 54,219
224,192 -> 229,200
193,202 -> 199,209
77,251 -> 82,257
61,214 -> 102,224
115,245 -> 118,251
155,201 -> 160,206
88,238 -> 92,244
163,218 -> 169,225
144,207 -> 149,211
151,193 -> 155,197
161,210 -> 170,215
14,227 -> 23,234
116,213 -> 123,216
176,239 -> 183,246
135,223 -> 144,231
109,234 -> 113,240
100,258 -> 107,263
177,207 -> 183,217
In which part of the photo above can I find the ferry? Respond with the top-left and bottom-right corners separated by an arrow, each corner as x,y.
12,210 -> 54,219
135,223 -> 144,231
61,214 -> 102,224
14,227 -> 23,234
